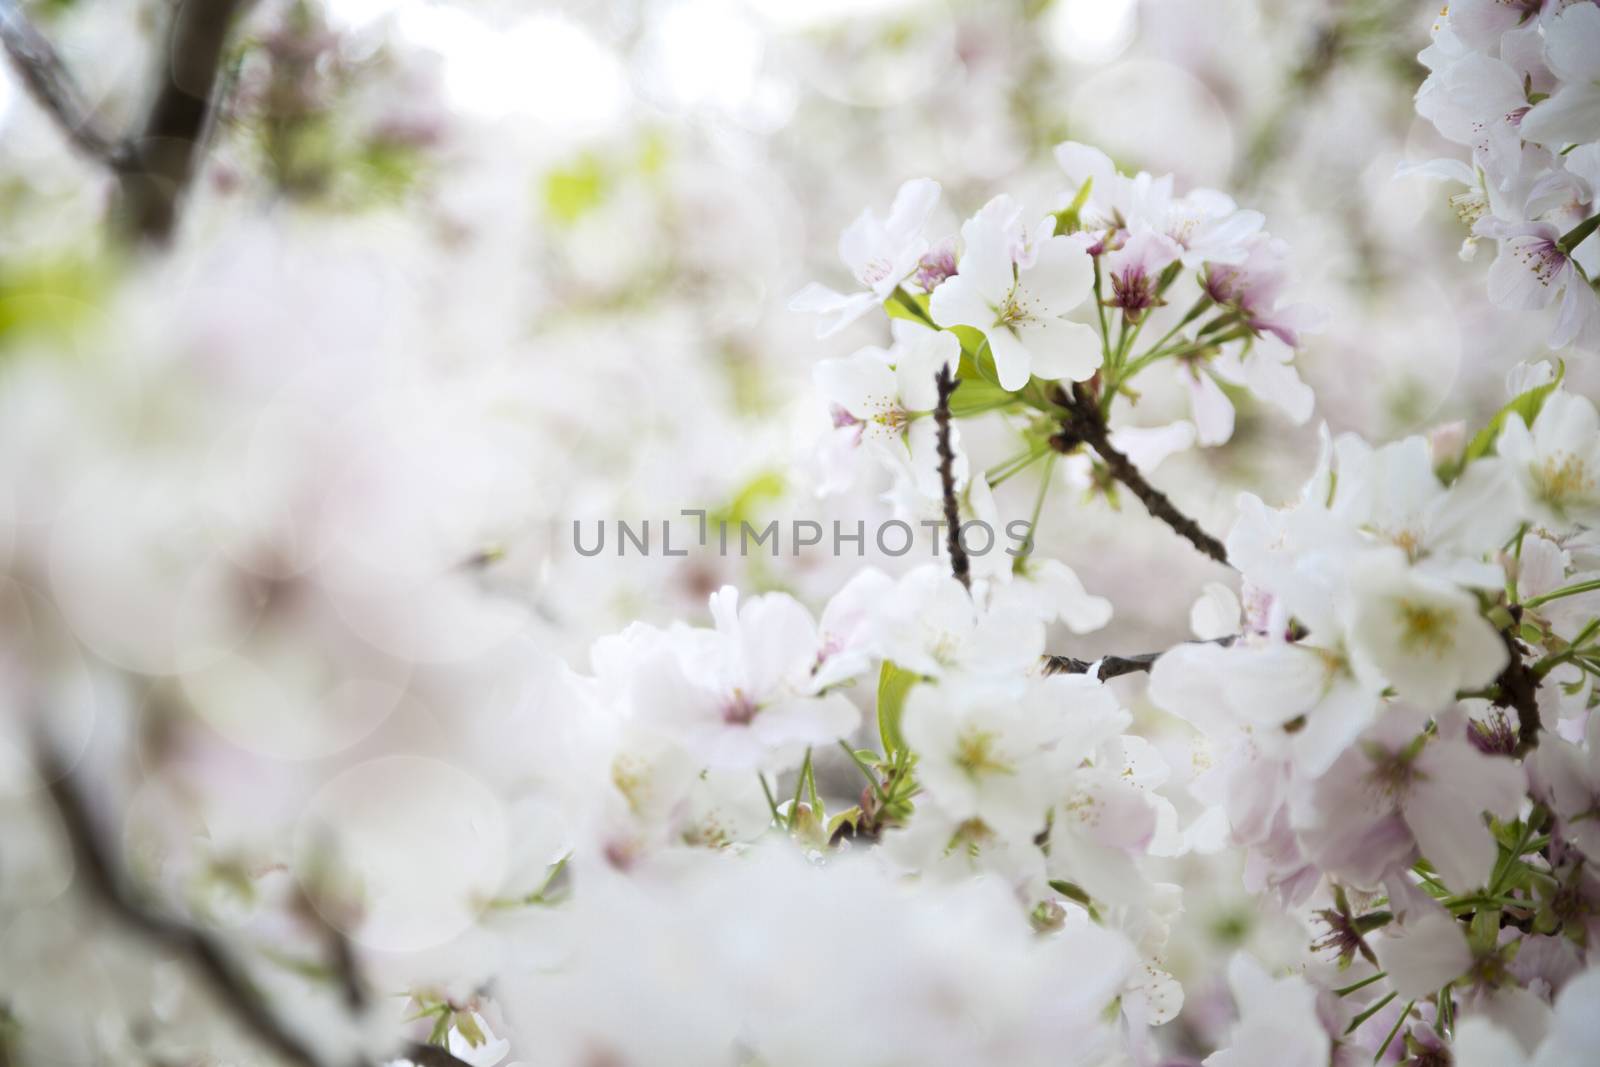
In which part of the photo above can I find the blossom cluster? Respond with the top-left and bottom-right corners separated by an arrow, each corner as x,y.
444,140 -> 1600,1062
1413,0 -> 1600,350
4,4 -> 1600,1067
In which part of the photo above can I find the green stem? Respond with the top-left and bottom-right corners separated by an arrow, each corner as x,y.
837,741 -> 888,804
759,773 -> 782,824
1014,452 -> 1057,563
1334,972 -> 1388,997
1374,1000 -> 1414,1062
1115,307 -> 1194,380
891,285 -> 938,328
487,851 -> 572,909
1534,617 -> 1600,678
1525,578 -> 1600,609
1507,524 -> 1528,603
987,443 -> 1050,487
1345,991 -> 1397,1035
789,748 -> 813,829
1092,257 -> 1110,365
1557,212 -> 1600,255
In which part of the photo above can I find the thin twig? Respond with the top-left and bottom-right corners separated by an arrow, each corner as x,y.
934,366 -> 971,589
1043,650 -> 1167,681
39,744 -> 330,1067
36,741 -> 478,1067
1043,636 -> 1235,681
0,0 -> 128,165
1051,383 -> 1230,566
402,1043 -> 479,1067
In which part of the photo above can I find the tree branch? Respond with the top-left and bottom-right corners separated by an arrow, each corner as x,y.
1051,383 -> 1230,566
935,366 -> 971,589
403,1043 -> 480,1067
39,743 -> 331,1067
119,0 -> 250,242
0,0 -> 128,165
1043,636 -> 1235,681
0,0 -> 250,242
1495,608 -> 1542,756
35,740 -> 478,1067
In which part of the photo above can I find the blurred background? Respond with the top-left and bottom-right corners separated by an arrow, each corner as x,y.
3,0 -> 1580,660
3,2 -> 1587,652
0,3 -> 1589,1061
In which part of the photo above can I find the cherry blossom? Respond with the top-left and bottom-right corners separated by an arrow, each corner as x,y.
929,195 -> 1101,390
789,178 -> 942,337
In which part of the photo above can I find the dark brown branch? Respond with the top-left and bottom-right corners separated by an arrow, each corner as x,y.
1495,608 -> 1542,756
1044,650 -> 1166,681
0,0 -> 249,243
39,744 -> 330,1067
0,0 -> 128,165
402,1043 -> 479,1067
36,740 -> 470,1067
1044,635 -> 1235,681
934,366 -> 970,589
1051,383 -> 1230,566
119,0 -> 250,242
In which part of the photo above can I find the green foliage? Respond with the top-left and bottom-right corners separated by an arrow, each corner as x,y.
709,470 -> 786,529
543,152 -> 609,225
876,660 -> 920,756
0,253 -> 106,354
1450,361 -> 1565,477
947,374 -> 1015,417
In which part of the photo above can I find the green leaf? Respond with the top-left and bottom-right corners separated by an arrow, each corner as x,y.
826,806 -> 862,839
884,288 -> 935,326
1468,906 -> 1501,953
1458,363 -> 1565,470
952,328 -> 1003,389
542,153 -> 608,225
0,253 -> 107,352
453,1012 -> 486,1049
947,375 -> 1016,417
876,660 -> 921,757
708,469 -> 786,527
1053,176 -> 1093,235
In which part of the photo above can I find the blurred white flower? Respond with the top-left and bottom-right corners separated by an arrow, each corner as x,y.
790,178 -> 941,337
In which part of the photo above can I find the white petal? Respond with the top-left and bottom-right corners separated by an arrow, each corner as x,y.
1189,582 -> 1241,640
814,352 -> 898,417
959,198 -> 1022,305
1542,3 -> 1600,83
1373,909 -> 1473,999
737,593 -> 822,697
1452,1018 -> 1528,1067
790,283 -> 880,338
1487,236 -> 1562,312
928,274 -> 994,331
1521,86 -> 1600,152
883,177 -> 941,241
1187,370 -> 1236,446
1020,237 -> 1094,316
1020,318 -> 1102,383
895,329 -> 961,411
986,329 -> 1034,392
1407,739 -> 1525,891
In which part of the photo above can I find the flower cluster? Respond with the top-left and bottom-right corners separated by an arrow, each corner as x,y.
1413,0 -> 1600,350
6,4 -> 1600,1067
803,143 -> 1316,528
